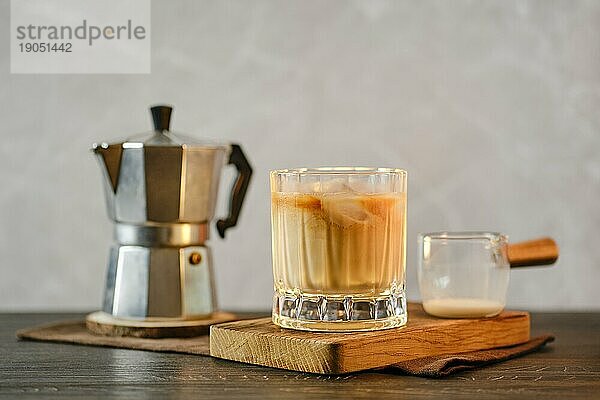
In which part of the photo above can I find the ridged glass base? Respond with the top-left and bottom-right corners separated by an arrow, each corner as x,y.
272,288 -> 407,332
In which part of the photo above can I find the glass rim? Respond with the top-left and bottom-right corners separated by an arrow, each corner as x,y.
270,167 -> 407,176
419,231 -> 508,242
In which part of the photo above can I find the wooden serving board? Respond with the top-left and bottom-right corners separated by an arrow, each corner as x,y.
210,303 -> 530,374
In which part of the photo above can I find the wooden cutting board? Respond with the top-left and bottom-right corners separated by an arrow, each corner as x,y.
210,303 -> 530,374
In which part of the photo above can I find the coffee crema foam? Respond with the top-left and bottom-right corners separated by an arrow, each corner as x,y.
271,192 -> 406,295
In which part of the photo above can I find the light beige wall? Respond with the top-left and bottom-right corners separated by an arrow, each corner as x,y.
1,0 -> 598,311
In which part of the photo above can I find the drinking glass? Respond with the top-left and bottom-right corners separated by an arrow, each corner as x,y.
270,167 -> 407,331
417,232 -> 510,318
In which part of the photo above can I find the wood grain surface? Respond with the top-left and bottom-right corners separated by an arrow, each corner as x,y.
508,237 -> 559,267
85,311 -> 237,338
210,303 -> 530,374
2,312 -> 599,399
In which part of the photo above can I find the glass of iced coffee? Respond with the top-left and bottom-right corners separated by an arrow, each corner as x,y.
270,167 -> 407,331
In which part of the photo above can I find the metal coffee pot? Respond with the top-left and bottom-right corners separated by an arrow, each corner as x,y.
93,105 -> 252,320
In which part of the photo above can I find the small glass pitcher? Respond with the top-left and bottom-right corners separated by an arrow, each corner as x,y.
417,232 -> 510,318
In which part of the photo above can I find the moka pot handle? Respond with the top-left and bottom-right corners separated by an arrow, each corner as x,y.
216,144 -> 253,238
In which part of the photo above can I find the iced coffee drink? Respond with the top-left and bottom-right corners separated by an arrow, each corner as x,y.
270,168 -> 407,331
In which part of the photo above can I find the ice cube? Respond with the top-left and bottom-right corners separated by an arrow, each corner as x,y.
347,179 -> 371,194
279,179 -> 300,193
321,194 -> 374,227
347,175 -> 388,194
297,180 -> 320,193
317,178 -> 350,194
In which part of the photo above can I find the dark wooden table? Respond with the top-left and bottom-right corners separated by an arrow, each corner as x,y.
1,312 -> 599,399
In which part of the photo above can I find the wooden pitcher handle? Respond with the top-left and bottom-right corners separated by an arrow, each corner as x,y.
507,237 -> 559,268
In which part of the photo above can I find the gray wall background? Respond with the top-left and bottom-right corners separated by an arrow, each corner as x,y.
1,0 -> 599,311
